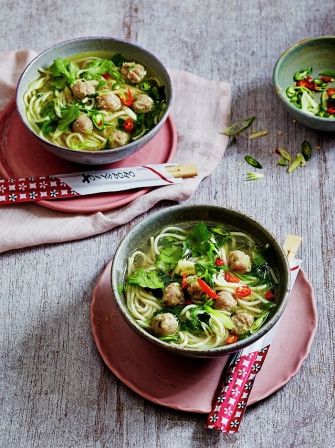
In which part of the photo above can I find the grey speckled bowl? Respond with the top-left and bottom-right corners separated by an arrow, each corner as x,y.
16,37 -> 172,165
273,36 -> 335,131
111,205 -> 290,358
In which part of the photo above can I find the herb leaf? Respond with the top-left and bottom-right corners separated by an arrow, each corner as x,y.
221,116 -> 256,137
184,223 -> 210,256
49,58 -> 79,87
156,246 -> 183,272
127,268 -> 164,289
58,104 -> 81,131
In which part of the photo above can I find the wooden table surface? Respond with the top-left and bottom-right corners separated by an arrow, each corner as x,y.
0,1 -> 334,447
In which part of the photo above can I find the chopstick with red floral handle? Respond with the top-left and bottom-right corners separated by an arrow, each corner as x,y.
206,235 -> 302,433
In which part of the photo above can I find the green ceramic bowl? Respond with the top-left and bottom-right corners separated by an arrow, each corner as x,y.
111,205 -> 290,358
273,36 -> 335,131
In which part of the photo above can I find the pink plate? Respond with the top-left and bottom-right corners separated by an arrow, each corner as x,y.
0,100 -> 177,213
90,262 -> 317,413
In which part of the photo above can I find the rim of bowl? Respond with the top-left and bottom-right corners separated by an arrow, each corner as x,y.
273,35 -> 335,123
111,204 -> 291,356
15,36 -> 172,155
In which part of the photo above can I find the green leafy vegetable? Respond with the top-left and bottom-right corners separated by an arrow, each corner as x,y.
221,116 -> 256,137
180,306 -> 208,335
117,284 -> 124,295
244,155 -> 262,169
81,59 -> 123,83
301,140 -> 312,161
204,305 -> 234,329
58,104 -> 81,131
111,53 -> 126,67
184,223 -> 210,256
127,268 -> 164,289
49,58 -> 79,87
156,246 -> 183,272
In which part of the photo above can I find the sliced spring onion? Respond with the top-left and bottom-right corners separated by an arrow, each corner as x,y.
221,116 -> 256,137
286,86 -> 296,98
287,153 -> 305,174
293,67 -> 312,81
249,130 -> 268,140
300,91 -> 319,115
319,69 -> 335,77
244,155 -> 262,169
301,141 -> 312,161
139,81 -> 151,92
246,172 -> 264,181
276,147 -> 291,162
277,157 -> 289,167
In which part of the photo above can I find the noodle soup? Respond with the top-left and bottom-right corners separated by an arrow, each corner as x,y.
124,223 -> 278,350
23,51 -> 167,152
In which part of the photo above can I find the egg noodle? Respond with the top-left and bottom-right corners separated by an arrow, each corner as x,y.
125,225 -> 277,350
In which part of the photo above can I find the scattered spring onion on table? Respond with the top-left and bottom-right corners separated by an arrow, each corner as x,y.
222,116 -> 256,137
286,67 -> 335,117
245,172 -> 264,181
249,130 -> 268,140
244,155 -> 262,169
275,141 -> 313,174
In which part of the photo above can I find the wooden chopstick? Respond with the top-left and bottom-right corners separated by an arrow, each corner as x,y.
165,164 -> 198,178
283,234 -> 302,263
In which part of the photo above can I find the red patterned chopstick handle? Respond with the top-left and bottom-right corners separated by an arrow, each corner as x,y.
0,176 -> 79,205
206,346 -> 270,433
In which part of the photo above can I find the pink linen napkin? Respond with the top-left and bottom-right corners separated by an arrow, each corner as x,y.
0,50 -> 231,254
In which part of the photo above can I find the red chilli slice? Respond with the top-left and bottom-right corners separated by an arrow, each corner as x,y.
234,285 -> 252,298
224,272 -> 240,283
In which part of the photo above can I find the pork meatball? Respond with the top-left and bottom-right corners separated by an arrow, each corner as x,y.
97,93 -> 122,112
120,62 -> 146,84
151,313 -> 179,336
109,130 -> 130,148
231,312 -> 254,335
214,291 -> 237,311
71,80 -> 95,100
132,94 -> 154,113
186,276 -> 203,301
228,250 -> 252,273
72,114 -> 93,134
162,282 -> 184,307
